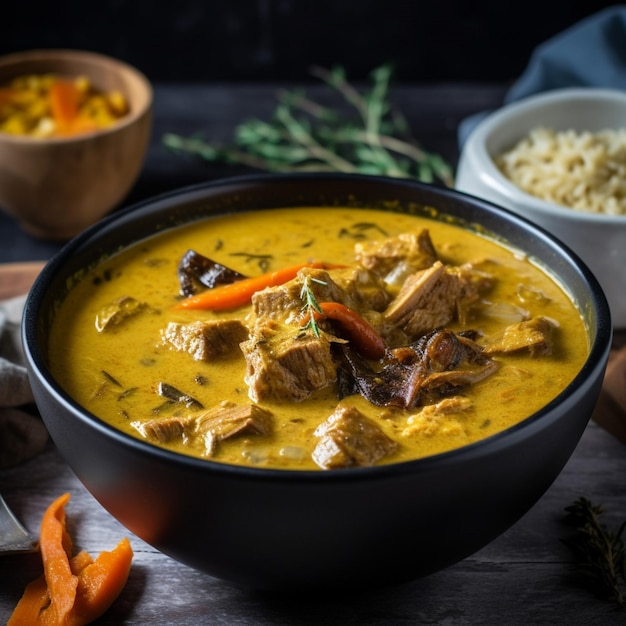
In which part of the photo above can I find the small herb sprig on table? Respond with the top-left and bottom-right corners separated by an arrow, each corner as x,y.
163,64 -> 454,187
563,497 -> 626,606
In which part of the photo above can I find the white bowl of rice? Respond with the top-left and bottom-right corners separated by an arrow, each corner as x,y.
456,87 -> 626,328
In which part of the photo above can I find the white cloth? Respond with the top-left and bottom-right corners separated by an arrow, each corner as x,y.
0,295 -> 34,407
0,295 -> 47,467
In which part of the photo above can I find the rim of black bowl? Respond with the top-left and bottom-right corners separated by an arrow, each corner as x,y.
23,172 -> 613,483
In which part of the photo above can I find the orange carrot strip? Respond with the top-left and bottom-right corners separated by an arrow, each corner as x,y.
316,301 -> 386,360
40,492 -> 78,624
70,537 -> 133,625
50,80 -> 80,127
7,575 -> 49,626
8,492 -> 76,625
8,494 -> 133,626
70,550 -> 94,574
174,261 -> 344,311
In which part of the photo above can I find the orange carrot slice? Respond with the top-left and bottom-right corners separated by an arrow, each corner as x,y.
50,80 -> 80,127
70,537 -> 133,625
8,493 -> 133,626
174,261 -> 344,311
312,301 -> 386,360
40,492 -> 78,623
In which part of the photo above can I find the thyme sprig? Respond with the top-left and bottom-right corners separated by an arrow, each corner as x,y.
163,64 -> 454,187
299,275 -> 326,338
563,497 -> 626,606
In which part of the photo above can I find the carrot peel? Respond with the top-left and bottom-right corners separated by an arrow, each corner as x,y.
174,261 -> 345,311
8,493 -> 133,626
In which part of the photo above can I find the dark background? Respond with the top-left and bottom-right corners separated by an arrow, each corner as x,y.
1,1 -> 621,85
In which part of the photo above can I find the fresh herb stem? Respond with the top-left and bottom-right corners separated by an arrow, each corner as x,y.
300,275 -> 326,338
274,103 -> 356,173
163,64 -> 454,187
563,497 -> 626,606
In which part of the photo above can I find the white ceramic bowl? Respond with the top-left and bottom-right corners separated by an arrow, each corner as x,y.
456,87 -> 626,328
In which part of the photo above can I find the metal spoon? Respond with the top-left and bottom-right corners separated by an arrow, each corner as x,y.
0,494 -> 38,554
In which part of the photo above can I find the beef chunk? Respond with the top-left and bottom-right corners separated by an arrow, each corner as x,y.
250,268 -> 352,322
242,269 -> 349,402
329,266 -> 391,312
95,296 -> 147,332
161,319 -> 249,360
483,316 -> 555,356
194,401 -> 273,456
241,321 -> 337,402
354,229 -> 438,285
312,405 -> 398,469
383,262 -> 457,337
131,401 -> 272,457
131,415 -> 189,443
383,261 -> 492,339
249,276 -> 304,321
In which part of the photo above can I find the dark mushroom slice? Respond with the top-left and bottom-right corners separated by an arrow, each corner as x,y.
177,249 -> 247,297
336,328 -> 498,409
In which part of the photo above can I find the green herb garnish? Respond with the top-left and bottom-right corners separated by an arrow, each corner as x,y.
163,64 -> 453,187
563,497 -> 626,605
299,275 -> 326,338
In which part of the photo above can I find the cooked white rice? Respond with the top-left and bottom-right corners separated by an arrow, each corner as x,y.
494,127 -> 626,215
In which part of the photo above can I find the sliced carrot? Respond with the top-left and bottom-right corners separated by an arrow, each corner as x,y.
314,301 -> 386,360
71,537 -> 133,625
8,492 -> 76,625
40,492 -> 78,623
174,261 -> 345,311
8,493 -> 133,626
70,550 -> 94,574
50,80 -> 80,127
6,575 -> 48,626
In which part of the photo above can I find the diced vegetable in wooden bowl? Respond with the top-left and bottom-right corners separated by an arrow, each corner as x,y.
0,49 -> 152,240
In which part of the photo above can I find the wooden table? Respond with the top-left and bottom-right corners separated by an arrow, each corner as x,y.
1,83 -> 625,624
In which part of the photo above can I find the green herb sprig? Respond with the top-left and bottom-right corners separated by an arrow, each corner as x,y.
563,497 -> 626,605
163,64 -> 454,187
299,275 -> 326,338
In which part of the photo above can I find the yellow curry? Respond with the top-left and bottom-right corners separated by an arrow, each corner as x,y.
49,207 -> 589,470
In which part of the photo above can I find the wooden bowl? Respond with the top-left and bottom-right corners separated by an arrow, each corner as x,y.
0,49 -> 152,240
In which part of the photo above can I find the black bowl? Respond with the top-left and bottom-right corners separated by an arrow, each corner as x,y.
22,173 -> 612,590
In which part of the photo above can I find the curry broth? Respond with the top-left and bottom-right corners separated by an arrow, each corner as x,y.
48,207 -> 589,469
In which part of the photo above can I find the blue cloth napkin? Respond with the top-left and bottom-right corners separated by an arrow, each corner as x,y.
458,5 -> 626,147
